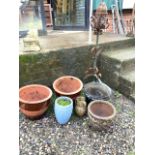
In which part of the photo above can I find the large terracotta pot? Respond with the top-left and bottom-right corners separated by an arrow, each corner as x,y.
88,100 -> 116,130
19,84 -> 52,119
53,75 -> 83,99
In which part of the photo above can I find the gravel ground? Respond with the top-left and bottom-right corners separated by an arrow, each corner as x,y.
19,92 -> 135,155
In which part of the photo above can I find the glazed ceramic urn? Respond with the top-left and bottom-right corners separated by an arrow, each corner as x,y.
88,100 -> 116,130
19,84 -> 52,119
75,96 -> 87,117
54,96 -> 73,125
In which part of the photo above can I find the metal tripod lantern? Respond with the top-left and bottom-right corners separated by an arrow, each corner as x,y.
84,1 -> 112,102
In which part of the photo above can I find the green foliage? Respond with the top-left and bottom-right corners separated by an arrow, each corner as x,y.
57,98 -> 71,106
115,101 -> 122,112
128,151 -> 135,155
46,102 -> 53,116
80,89 -> 85,96
128,110 -> 135,118
46,92 -> 56,114
19,53 -> 43,63
51,92 -> 57,103
114,91 -> 122,98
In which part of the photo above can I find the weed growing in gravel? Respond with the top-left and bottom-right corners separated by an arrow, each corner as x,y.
115,101 -> 122,113
114,91 -> 122,98
128,151 -> 135,155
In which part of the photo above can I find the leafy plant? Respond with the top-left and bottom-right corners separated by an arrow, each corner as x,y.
57,98 -> 71,106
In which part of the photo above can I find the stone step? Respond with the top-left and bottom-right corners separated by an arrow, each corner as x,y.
121,58 -> 135,74
118,70 -> 135,99
129,93 -> 135,102
100,70 -> 120,89
99,45 -> 135,101
119,70 -> 135,87
103,47 -> 135,61
101,47 -> 135,73
100,37 -> 135,51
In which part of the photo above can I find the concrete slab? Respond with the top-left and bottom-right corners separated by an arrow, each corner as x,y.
19,31 -> 133,54
103,47 -> 135,62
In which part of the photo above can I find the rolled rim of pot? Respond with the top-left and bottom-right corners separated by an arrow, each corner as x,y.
88,100 -> 116,120
53,75 -> 83,95
55,96 -> 73,107
84,81 -> 112,100
19,84 -> 53,104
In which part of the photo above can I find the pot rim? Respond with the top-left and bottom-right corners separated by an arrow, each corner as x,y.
55,96 -> 73,108
84,81 -> 112,100
53,75 -> 83,95
19,84 -> 53,104
88,100 -> 116,120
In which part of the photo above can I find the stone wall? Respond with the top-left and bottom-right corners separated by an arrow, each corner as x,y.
19,46 -> 93,87
19,39 -> 134,87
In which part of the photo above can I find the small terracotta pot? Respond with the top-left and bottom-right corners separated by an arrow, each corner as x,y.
53,75 -> 83,100
88,100 -> 116,130
19,84 -> 52,119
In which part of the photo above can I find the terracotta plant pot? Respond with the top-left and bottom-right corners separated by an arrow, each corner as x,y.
53,75 -> 83,99
88,100 -> 116,130
19,84 -> 52,119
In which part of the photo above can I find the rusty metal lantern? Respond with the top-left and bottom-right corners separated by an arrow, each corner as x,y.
96,1 -> 108,16
91,1 -> 109,35
84,1 -> 112,103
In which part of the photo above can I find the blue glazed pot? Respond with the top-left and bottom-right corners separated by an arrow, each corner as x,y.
54,96 -> 73,125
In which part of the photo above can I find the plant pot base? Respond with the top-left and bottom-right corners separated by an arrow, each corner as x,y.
88,111 -> 114,130
20,106 -> 49,120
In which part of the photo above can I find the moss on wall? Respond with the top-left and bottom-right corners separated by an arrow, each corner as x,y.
19,46 -> 93,87
19,39 -> 134,88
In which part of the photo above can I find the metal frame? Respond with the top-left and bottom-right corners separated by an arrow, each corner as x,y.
38,0 -> 47,35
19,0 -> 47,37
51,0 -> 90,30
